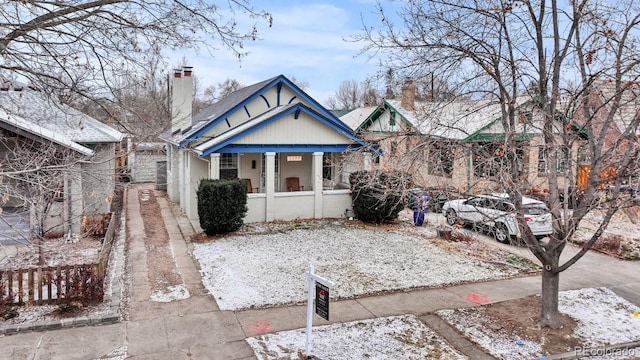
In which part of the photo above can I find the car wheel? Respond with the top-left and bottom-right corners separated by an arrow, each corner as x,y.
494,223 -> 510,244
445,209 -> 459,226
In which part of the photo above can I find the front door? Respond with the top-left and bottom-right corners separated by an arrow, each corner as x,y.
577,164 -> 591,191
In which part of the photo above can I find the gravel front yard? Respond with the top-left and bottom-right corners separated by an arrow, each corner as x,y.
191,223 -> 532,311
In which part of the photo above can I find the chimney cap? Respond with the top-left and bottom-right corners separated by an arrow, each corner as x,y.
173,69 -> 182,78
183,66 -> 193,76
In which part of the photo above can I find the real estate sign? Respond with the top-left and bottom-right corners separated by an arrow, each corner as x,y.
315,282 -> 330,320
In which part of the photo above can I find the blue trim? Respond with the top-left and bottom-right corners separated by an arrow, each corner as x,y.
277,82 -> 282,106
260,95 -> 270,108
198,103 -> 381,157
181,75 -> 375,151
225,118 -> 231,128
287,96 -> 297,104
214,144 -> 356,153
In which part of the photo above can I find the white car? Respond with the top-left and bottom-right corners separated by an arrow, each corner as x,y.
441,193 -> 553,243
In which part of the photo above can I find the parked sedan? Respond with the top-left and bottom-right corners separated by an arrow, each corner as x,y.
442,193 -> 553,243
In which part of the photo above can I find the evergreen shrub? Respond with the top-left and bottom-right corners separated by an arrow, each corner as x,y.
197,179 -> 247,235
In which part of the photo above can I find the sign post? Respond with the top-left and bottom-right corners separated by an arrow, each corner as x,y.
305,264 -> 335,358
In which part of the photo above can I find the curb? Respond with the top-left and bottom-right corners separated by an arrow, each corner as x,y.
0,192 -> 128,336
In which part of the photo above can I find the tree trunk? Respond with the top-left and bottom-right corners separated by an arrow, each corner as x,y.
540,263 -> 562,328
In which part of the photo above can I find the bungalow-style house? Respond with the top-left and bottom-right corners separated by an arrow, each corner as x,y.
0,80 -> 124,240
160,68 -> 378,224
342,81 -> 583,194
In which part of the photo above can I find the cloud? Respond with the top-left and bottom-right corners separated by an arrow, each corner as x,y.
170,1 -> 382,105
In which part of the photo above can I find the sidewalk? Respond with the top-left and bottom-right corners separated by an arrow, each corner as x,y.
0,182 -> 639,359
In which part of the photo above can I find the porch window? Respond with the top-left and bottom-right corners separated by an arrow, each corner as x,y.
323,153 -> 333,180
473,143 -> 524,178
538,145 -> 569,176
427,142 -> 454,177
220,153 -> 238,179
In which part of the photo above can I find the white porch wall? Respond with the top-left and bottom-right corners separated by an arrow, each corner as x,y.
274,192 -> 315,219
322,190 -> 352,218
242,191 -> 352,223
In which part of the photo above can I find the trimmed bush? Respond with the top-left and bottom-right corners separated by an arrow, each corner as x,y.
197,179 -> 248,235
350,170 -> 412,224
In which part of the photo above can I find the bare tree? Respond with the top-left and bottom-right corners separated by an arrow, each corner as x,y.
357,0 -> 640,328
0,131 -> 86,264
0,0 -> 272,104
326,79 -> 382,110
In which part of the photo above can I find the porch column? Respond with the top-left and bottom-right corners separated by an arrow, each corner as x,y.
312,152 -> 324,218
209,153 -> 220,180
363,152 -> 373,171
265,152 -> 276,221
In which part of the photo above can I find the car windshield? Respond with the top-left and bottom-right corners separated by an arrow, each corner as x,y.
523,204 -> 549,215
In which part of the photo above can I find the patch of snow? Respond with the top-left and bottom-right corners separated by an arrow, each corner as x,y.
192,227 -> 520,310
559,287 -> 640,345
437,287 -> 640,360
246,314 -> 467,360
150,284 -> 190,303
92,345 -> 128,360
437,307 -> 542,359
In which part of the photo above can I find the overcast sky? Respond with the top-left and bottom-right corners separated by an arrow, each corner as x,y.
170,1 -> 398,106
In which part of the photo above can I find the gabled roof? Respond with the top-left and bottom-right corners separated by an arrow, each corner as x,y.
347,97 -> 538,141
194,102 -> 380,157
162,74 -> 378,155
0,109 -> 94,156
0,86 -> 123,144
344,100 -> 418,133
167,75 -> 358,149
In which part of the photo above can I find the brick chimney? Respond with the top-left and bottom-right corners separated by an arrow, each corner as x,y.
171,66 -> 193,134
400,79 -> 416,111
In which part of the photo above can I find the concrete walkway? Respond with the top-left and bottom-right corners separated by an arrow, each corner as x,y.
0,182 -> 639,359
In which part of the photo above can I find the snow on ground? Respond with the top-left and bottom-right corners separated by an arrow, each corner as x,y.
246,314 -> 467,360
150,284 -> 190,303
192,227 -> 521,311
437,287 -> 640,360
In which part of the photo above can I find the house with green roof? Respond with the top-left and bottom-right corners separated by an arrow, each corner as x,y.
342,84 -> 583,194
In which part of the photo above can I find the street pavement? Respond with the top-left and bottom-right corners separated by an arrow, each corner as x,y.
0,182 -> 639,359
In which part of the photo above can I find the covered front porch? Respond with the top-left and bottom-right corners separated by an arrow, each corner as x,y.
183,148 -> 369,223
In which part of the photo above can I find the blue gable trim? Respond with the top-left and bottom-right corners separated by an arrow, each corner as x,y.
181,75 -> 360,149
198,103 -> 381,157
214,144 -> 361,153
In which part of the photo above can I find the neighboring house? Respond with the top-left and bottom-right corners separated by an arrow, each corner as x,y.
569,79 -> 640,190
0,80 -> 123,239
342,81 -> 584,194
159,68 -> 378,224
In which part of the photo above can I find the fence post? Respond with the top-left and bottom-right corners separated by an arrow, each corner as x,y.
28,268 -> 34,304
17,270 -> 23,304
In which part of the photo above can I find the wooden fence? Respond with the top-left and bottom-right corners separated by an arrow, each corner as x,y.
0,212 -> 117,306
